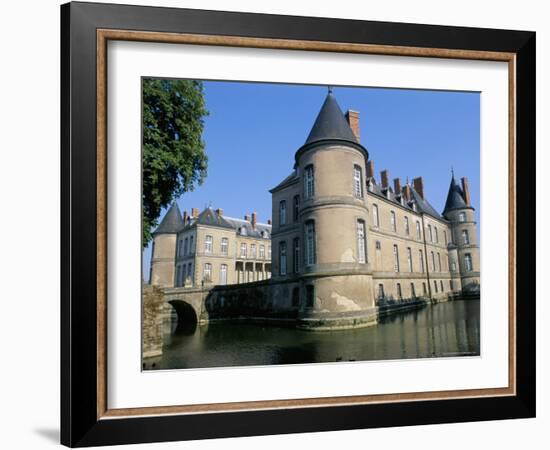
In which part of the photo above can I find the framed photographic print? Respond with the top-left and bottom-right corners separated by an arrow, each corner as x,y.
61,1 -> 536,447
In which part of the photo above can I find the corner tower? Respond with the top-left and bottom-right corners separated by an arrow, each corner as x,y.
149,202 -> 183,287
442,174 -> 480,294
270,89 -> 376,329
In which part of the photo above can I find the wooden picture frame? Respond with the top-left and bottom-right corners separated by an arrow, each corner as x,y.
61,1 -> 535,447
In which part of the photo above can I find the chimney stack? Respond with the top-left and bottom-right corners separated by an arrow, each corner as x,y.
402,185 -> 411,202
244,214 -> 251,222
413,177 -> 424,199
183,210 -> 188,224
345,110 -> 360,142
251,212 -> 257,230
267,219 -> 272,225
393,178 -> 402,195
191,207 -> 199,218
215,208 -> 224,217
380,170 -> 389,189
461,177 -> 471,205
366,160 -> 375,180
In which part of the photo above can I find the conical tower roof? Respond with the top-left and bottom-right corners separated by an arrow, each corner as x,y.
442,175 -> 468,216
304,90 -> 358,146
152,202 -> 183,235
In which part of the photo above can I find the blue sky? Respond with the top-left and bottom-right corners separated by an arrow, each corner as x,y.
143,81 -> 480,279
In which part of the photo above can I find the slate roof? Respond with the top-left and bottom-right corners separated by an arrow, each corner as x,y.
269,170 -> 299,193
367,179 -> 445,221
304,91 -> 358,146
152,202 -> 184,235
193,207 -> 235,229
223,217 -> 271,239
442,175 -> 469,216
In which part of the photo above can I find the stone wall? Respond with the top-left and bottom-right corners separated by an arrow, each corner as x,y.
142,284 -> 165,358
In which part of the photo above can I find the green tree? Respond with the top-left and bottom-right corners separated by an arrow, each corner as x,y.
142,79 -> 209,247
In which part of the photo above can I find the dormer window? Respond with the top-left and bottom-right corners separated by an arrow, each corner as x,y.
240,226 -> 247,236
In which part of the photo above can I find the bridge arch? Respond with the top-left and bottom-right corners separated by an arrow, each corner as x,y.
168,299 -> 198,334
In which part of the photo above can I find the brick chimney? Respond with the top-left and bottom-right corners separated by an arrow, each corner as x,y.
413,177 -> 424,199
393,178 -> 402,195
251,212 -> 257,230
461,177 -> 471,205
366,160 -> 375,180
215,208 -> 224,216
183,210 -> 188,224
402,185 -> 411,202
191,207 -> 199,218
244,214 -> 251,222
345,110 -> 360,142
380,170 -> 389,189
267,219 -> 272,225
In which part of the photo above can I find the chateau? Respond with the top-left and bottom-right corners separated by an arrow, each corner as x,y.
149,90 -> 480,330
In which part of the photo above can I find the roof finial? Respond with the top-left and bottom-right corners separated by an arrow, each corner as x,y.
327,85 -> 333,94
451,166 -> 455,178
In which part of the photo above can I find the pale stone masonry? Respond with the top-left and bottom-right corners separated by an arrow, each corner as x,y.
148,90 -> 480,330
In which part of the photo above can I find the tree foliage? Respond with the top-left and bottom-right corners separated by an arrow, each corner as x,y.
142,79 -> 209,246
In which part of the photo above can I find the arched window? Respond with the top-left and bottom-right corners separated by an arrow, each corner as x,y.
437,253 -> 442,272
353,164 -> 363,198
393,245 -> 400,272
434,227 -> 439,243
279,241 -> 287,275
407,247 -> 413,272
304,165 -> 315,198
357,219 -> 367,264
428,224 -> 433,242
305,220 -> 316,266
404,216 -> 410,235
279,200 -> 287,226
434,280 -> 438,293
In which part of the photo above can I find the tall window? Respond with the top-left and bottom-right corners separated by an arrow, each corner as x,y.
279,241 -> 287,276
390,211 -> 396,232
377,284 -> 385,300
187,263 -> 193,282
434,280 -> 438,293
184,237 -> 189,255
428,224 -> 433,242
177,239 -> 183,257
220,237 -> 228,255
434,227 -> 439,243
357,220 -> 367,264
251,244 -> 257,259
419,250 -> 425,273
404,216 -> 410,235
304,165 -> 315,198
397,283 -> 403,300
459,212 -> 466,222
407,247 -> 413,272
306,285 -> 315,307
279,200 -> 287,226
293,237 -> 300,273
450,280 -> 454,291
437,253 -> 442,272
422,282 -> 427,296
440,280 -> 444,292
220,264 -> 228,285
393,245 -> 400,272
268,245 -> 272,260
464,253 -> 473,271
410,283 -> 416,298
240,243 -> 247,258
451,261 -> 457,271
203,263 -> 212,281
431,251 -> 436,271
372,204 -> 379,227
189,236 -> 194,254
204,235 -> 213,254
293,195 -> 300,221
416,221 -> 421,240
462,229 -> 470,244
259,245 -> 265,259
444,230 -> 447,245
353,165 -> 363,198
305,220 -> 316,265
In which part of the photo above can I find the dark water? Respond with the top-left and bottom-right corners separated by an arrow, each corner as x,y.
151,300 -> 480,370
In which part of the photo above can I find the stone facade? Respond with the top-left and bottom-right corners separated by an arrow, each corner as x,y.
149,90 -> 480,330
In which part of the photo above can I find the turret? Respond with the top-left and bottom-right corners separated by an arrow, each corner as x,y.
149,202 -> 183,287
443,174 -> 480,294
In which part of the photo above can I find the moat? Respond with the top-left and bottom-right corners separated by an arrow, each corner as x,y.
147,299 -> 480,370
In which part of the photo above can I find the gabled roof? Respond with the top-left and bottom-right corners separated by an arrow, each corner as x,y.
304,91 -> 358,146
409,186 -> 444,220
442,175 -> 469,216
194,207 -> 235,229
152,202 -> 183,235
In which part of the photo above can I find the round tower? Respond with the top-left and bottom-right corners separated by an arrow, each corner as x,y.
294,90 -> 375,329
442,175 -> 480,295
149,202 -> 183,287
